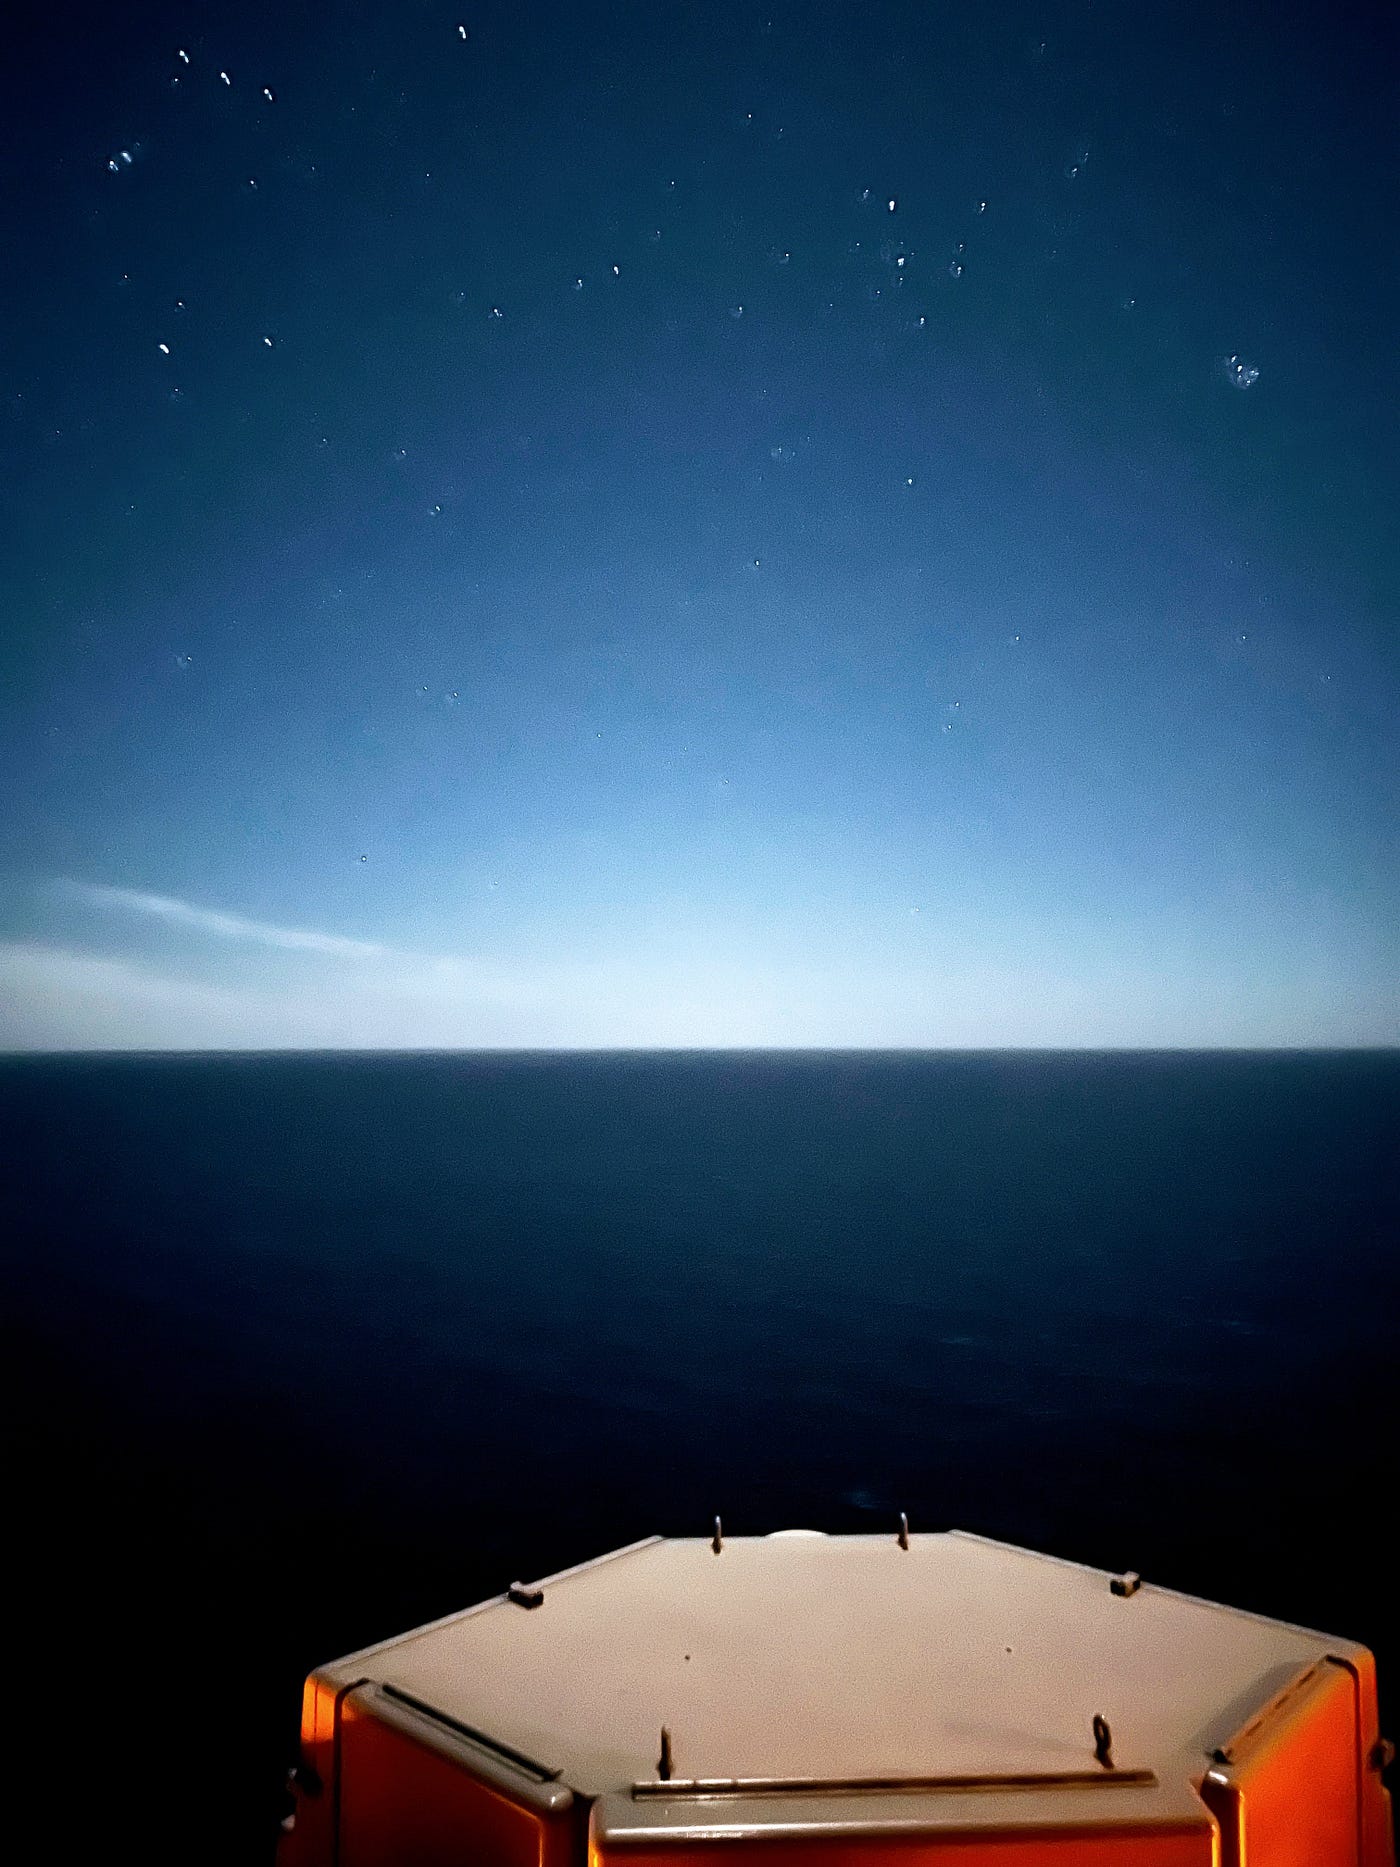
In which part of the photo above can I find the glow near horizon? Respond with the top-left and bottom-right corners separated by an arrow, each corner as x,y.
0,877 -> 1390,1051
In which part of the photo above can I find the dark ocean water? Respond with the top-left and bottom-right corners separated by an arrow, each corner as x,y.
3,1049 -> 1397,1858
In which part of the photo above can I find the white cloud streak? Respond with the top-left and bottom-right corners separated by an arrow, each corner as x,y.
60,881 -> 389,959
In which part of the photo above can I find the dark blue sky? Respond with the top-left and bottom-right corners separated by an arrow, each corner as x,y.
2,0 -> 1395,1045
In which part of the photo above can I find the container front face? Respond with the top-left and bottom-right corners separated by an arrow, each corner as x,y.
587,1832 -> 1219,1867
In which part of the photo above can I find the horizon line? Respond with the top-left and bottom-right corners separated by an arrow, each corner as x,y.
2,1044 -> 1396,1059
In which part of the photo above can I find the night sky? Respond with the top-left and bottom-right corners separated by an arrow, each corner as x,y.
2,0 -> 1395,1047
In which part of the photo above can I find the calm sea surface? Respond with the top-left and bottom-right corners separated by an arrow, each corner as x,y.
3,1050 -> 1396,1857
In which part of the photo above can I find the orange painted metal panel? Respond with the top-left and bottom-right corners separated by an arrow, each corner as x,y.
334,1687 -> 577,1867
1196,1656 -> 1383,1867
278,1675 -> 340,1867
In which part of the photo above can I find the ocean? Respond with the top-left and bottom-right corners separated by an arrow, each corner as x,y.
3,1049 -> 1396,1859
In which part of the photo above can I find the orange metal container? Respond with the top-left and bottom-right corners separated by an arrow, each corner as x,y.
279,1529 -> 1395,1866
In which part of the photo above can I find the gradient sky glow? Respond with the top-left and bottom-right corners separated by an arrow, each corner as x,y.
2,0 -> 1396,1047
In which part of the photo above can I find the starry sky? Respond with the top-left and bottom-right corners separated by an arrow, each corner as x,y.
1,0 -> 1395,1048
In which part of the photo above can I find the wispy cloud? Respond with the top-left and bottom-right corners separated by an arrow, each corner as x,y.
60,881 -> 388,959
